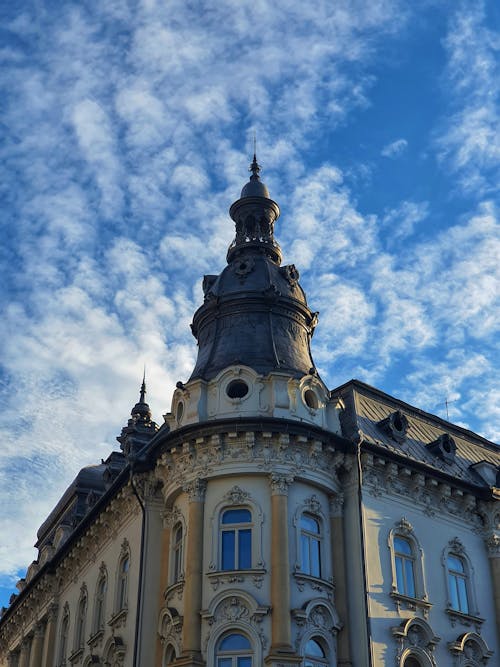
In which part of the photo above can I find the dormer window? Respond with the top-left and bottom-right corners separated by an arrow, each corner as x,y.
378,410 -> 409,443
427,433 -> 456,463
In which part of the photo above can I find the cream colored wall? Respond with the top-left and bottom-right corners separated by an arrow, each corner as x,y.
363,489 -> 498,666
1,485 -> 142,667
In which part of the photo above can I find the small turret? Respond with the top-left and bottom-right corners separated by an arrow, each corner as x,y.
117,374 -> 158,458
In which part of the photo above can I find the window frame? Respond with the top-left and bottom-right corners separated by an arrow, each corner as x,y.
74,587 -> 87,651
215,631 -> 253,667
442,538 -> 481,623
220,507 -> 253,571
93,567 -> 107,635
115,541 -> 131,614
58,604 -> 70,666
171,521 -> 185,584
209,486 -> 265,574
292,496 -> 330,584
304,636 -> 329,667
388,519 -> 429,612
300,513 -> 322,578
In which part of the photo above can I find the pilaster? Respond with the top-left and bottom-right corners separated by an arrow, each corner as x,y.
179,478 -> 207,667
329,494 -> 352,666
28,623 -> 45,667
265,474 -> 301,666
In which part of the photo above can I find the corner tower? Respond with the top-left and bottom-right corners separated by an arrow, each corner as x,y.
165,157 -> 339,433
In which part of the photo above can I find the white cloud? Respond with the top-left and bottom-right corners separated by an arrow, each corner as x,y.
381,138 -> 408,158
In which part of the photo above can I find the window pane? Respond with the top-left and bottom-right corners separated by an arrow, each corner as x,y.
239,529 -> 252,569
238,658 -> 252,667
457,577 -> 469,613
404,559 -> 415,598
447,555 -> 464,573
448,573 -> 460,610
306,639 -> 325,657
219,633 -> 251,651
394,537 -> 412,555
174,525 -> 182,544
217,659 -> 232,667
395,556 -> 405,594
301,515 -> 320,534
222,509 -> 251,524
310,539 -> 321,577
221,530 -> 235,570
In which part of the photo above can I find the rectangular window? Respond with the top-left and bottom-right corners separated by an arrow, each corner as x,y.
238,529 -> 252,569
238,658 -> 252,667
222,531 -> 235,570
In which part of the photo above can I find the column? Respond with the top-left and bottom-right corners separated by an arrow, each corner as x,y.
330,494 -> 352,667
179,478 -> 206,667
486,531 -> 500,634
18,638 -> 31,667
266,473 -> 300,666
41,604 -> 58,667
28,623 -> 45,667
155,508 -> 174,667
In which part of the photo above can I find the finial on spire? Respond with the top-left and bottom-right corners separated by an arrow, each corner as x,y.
249,152 -> 261,180
140,366 -> 146,404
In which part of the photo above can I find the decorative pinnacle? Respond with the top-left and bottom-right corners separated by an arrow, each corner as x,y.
140,367 -> 146,404
249,153 -> 261,180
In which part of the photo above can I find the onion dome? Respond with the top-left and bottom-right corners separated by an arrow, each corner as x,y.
188,156 -> 319,382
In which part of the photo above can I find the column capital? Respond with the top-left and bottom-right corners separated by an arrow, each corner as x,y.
269,473 -> 294,496
183,478 -> 207,502
329,492 -> 344,517
485,531 -> 500,557
46,601 -> 59,622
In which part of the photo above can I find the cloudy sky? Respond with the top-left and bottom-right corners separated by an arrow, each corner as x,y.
1,0 -> 499,607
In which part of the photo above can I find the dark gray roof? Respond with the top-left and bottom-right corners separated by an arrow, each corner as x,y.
333,379 -> 499,489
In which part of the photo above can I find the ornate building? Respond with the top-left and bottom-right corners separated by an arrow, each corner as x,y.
0,158 -> 499,667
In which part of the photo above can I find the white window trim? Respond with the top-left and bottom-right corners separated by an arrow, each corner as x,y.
209,486 -> 265,572
292,495 -> 330,582
388,518 -> 429,611
169,514 -> 186,586
73,585 -> 88,652
442,537 -> 482,624
92,563 -> 108,636
114,538 -> 131,614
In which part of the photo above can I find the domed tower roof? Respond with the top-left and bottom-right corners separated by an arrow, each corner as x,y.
189,156 -> 319,382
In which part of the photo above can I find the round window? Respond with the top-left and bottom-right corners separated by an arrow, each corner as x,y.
304,389 -> 319,409
226,379 -> 249,399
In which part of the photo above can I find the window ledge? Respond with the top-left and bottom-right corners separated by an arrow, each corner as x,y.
207,569 -> 266,591
87,629 -> 104,648
390,592 -> 432,618
293,572 -> 334,593
68,647 -> 84,664
446,607 -> 484,628
108,608 -> 127,629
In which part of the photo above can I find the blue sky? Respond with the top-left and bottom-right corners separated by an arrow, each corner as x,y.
0,0 -> 499,608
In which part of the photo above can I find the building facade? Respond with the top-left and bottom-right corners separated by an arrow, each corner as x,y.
1,158 -> 499,667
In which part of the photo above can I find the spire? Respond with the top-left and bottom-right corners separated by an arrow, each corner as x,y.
131,372 -> 151,423
139,367 -> 146,404
249,152 -> 261,181
117,373 -> 157,458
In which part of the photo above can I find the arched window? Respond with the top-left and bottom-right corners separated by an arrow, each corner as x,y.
172,523 -> 184,583
300,514 -> 322,577
117,554 -> 130,610
442,538 -> 479,621
216,632 -> 252,667
58,608 -> 70,665
220,508 -> 252,571
394,536 -> 416,598
447,553 -> 469,613
75,589 -> 87,650
93,573 -> 107,633
388,519 -> 427,611
304,637 -> 328,666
